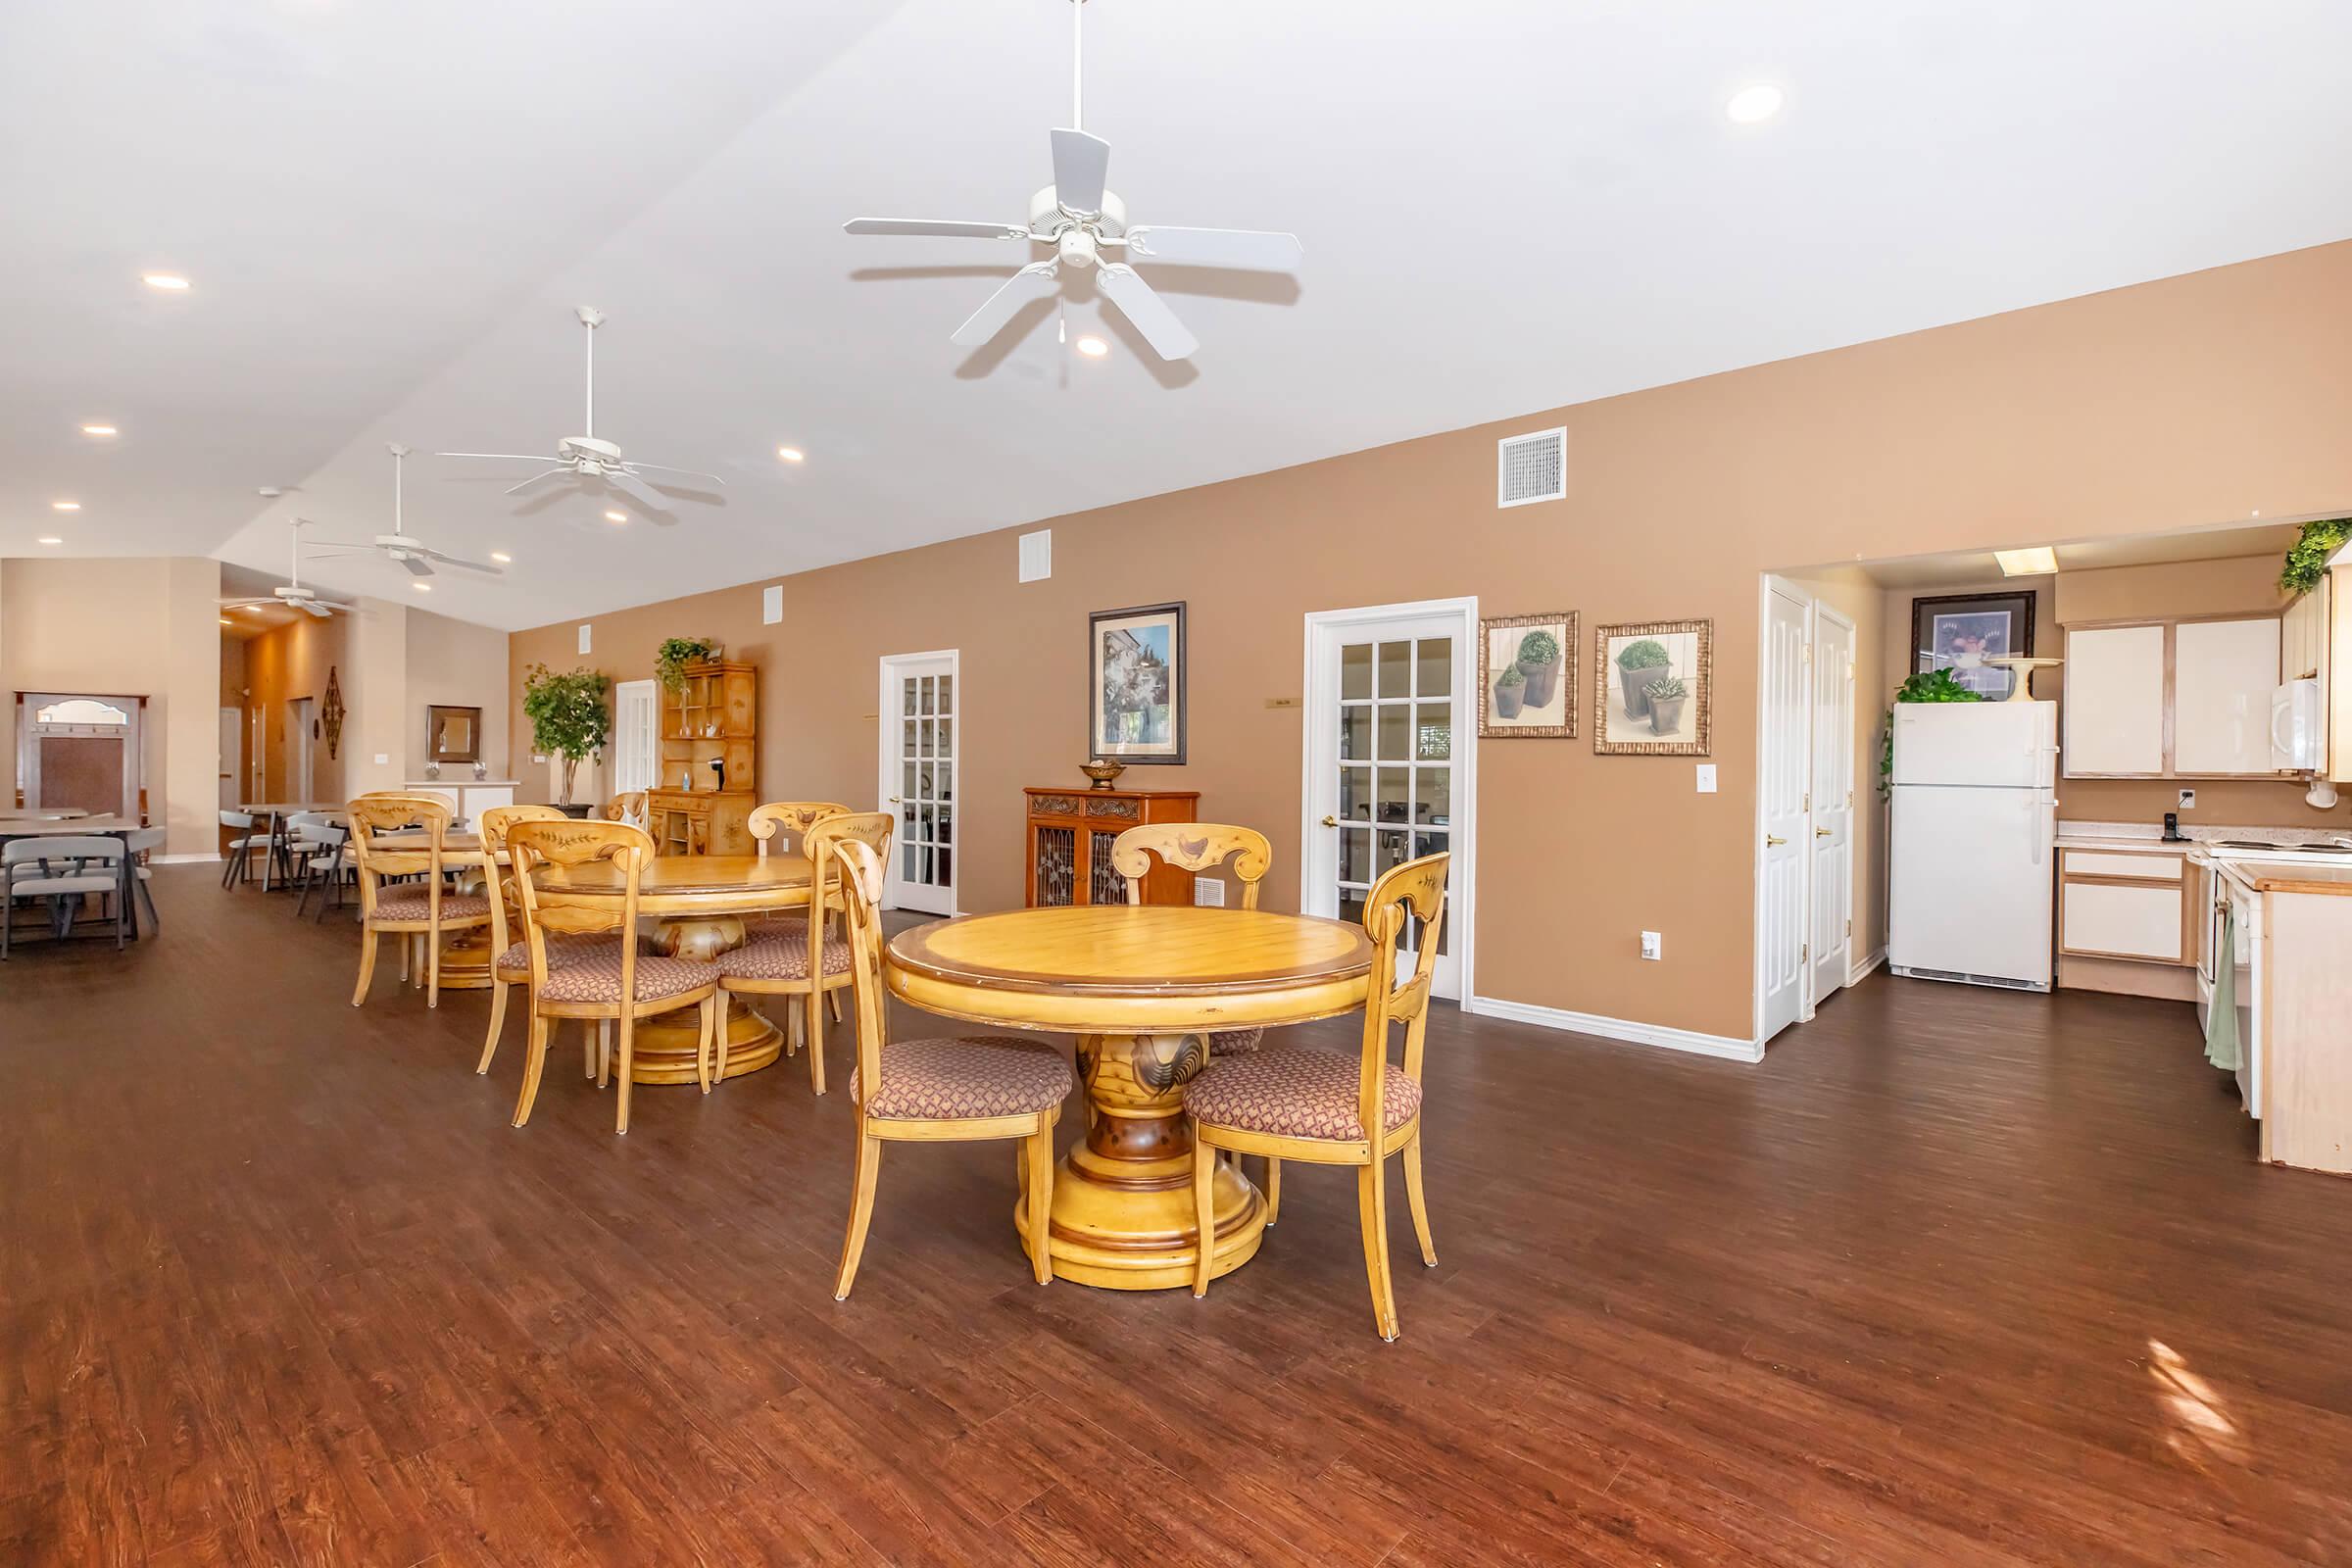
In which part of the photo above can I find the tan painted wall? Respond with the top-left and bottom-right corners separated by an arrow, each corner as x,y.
509,241 -> 2352,1041
405,609 -> 511,781
242,612 -> 350,805
3,555 -> 223,854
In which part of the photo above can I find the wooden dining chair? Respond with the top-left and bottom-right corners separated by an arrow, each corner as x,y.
473,804 -> 571,1075
827,836 -> 1074,1298
743,800 -> 850,939
506,819 -> 720,1135
601,791 -> 648,827
1110,823 -> 1275,1056
1185,851 -> 1450,1342
346,796 -> 492,1009
716,808 -> 889,1095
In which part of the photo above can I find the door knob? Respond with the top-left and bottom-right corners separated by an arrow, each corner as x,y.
1815,827 -> 1833,838
1766,834 -> 1787,847
1321,814 -> 1339,827
888,796 -> 902,805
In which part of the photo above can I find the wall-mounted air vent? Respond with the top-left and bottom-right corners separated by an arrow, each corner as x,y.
1019,528 -> 1053,583
1496,427 -> 1566,508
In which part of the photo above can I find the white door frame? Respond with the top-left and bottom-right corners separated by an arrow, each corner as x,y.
877,649 -> 960,915
1807,600 -> 1858,1005
1752,576 -> 1816,1046
1299,596 -> 1478,1004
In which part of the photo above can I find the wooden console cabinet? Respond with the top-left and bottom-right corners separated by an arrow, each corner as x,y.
648,661 -> 757,856
1024,787 -> 1200,906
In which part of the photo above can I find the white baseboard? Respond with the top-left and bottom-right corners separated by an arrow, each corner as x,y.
1462,994 -> 1763,1063
1846,948 -> 1886,987
154,853 -> 222,865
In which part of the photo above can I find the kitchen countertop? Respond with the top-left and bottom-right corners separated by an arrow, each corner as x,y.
2055,821 -> 2352,852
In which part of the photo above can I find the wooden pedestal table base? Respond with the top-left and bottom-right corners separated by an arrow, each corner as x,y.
889,905 -> 1374,1293
526,853 -> 817,1088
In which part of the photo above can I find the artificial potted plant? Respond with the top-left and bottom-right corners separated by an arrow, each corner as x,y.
1644,674 -> 1689,736
1615,637 -> 1673,719
1493,663 -> 1527,719
521,662 -> 612,810
654,636 -> 720,695
2279,517 -> 2352,597
1513,628 -> 1563,709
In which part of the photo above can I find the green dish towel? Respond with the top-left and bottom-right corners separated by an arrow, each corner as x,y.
2204,906 -> 2238,1072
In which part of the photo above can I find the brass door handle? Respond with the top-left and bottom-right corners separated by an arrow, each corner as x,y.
1766,834 -> 1787,847
1815,827 -> 1833,838
1321,814 -> 1339,827
888,796 -> 902,805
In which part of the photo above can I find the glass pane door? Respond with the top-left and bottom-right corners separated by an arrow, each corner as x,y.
884,656 -> 957,914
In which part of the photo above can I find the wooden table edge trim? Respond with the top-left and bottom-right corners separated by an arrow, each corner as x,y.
884,965 -> 1372,1034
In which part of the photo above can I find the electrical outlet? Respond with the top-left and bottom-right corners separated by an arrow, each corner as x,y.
1695,764 -> 1717,793
1193,876 -> 1226,907
1640,930 -> 1662,960
373,754 -> 389,766
2178,788 -> 2197,810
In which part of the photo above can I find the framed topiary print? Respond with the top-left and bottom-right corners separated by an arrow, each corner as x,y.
1594,619 -> 1712,756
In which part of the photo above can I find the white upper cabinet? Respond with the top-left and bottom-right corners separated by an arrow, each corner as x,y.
2064,624 -> 2167,775
2065,616 -> 2285,778
2175,618 -> 2282,774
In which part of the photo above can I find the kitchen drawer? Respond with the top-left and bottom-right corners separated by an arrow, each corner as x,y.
2061,880 -> 2186,963
2061,849 -> 2184,882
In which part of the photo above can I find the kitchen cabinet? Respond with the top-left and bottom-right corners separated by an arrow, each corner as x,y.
2063,615 -> 2286,778
2058,847 -> 2192,965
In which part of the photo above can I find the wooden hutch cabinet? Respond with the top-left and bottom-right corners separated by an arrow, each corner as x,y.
648,661 -> 757,856
1024,787 -> 1200,906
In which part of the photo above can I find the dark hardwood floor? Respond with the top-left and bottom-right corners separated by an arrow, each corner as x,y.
7,867 -> 2352,1565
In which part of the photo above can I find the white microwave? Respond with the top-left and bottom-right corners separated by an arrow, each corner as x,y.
2272,677 -> 2324,771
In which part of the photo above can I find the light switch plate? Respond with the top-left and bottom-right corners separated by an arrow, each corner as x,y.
761,585 -> 782,624
1641,931 -> 1663,960
1695,764 -> 1717,793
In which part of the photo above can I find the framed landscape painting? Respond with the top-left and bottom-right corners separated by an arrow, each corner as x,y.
1478,612 -> 1578,737
1594,618 -> 1713,756
1912,590 -> 2035,699
1090,601 -> 1187,764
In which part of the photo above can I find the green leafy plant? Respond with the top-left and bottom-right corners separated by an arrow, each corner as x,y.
1514,628 -> 1561,668
1877,669 -> 1984,796
1646,675 -> 1689,701
654,636 -> 718,694
521,662 -> 612,805
2279,518 -> 2352,598
1615,637 -> 1671,670
1494,664 -> 1527,688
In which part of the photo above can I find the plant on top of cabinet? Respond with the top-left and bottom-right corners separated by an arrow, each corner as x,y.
655,637 -> 720,694
1877,667 -> 1984,796
2278,517 -> 2352,597
521,662 -> 612,806
1492,662 -> 1527,719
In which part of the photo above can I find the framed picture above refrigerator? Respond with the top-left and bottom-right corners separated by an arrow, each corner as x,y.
1911,590 -> 2036,700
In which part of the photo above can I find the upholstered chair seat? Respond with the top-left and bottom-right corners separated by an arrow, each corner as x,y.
494,933 -> 634,978
1184,1047 -> 1420,1142
715,929 -> 853,983
850,1036 -> 1075,1121
1207,1027 -> 1266,1055
368,889 -> 490,925
533,950 -> 716,1006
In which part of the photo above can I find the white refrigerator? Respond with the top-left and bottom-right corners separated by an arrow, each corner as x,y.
1887,700 -> 2059,992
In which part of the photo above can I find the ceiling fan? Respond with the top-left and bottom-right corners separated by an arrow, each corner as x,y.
437,306 -> 725,511
310,444 -> 503,579
220,513 -> 356,619
844,0 -> 1301,362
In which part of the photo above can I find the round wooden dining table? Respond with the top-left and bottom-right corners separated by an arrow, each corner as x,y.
528,855 -> 815,1085
887,905 -> 1375,1291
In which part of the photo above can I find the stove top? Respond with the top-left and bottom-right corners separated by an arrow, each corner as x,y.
2204,839 -> 2352,859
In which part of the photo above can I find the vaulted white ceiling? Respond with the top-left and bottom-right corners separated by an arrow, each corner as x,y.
7,0 -> 2352,630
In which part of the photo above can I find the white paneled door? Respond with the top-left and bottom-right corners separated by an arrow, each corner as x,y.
1808,604 -> 1857,1003
1303,601 -> 1476,1001
1756,584 -> 1810,1044
612,680 -> 659,804
879,651 -> 957,915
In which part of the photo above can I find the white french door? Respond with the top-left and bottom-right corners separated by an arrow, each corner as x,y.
878,651 -> 957,915
612,680 -> 659,805
1302,601 -> 1477,1001
1755,583 -> 1810,1045
1808,605 -> 1857,1003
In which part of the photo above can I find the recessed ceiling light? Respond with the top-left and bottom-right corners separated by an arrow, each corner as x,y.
220,616 -> 235,627
490,551 -> 513,564
1994,546 -> 2060,577
142,272 -> 191,291
37,536 -> 64,547
51,500 -> 80,512
604,510 -> 628,523
1725,83 -> 1785,123
81,423 -> 118,437
413,581 -> 432,593
775,446 -> 805,464
1075,335 -> 1109,359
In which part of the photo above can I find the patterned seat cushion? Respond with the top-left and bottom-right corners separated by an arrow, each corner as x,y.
367,889 -> 490,926
714,930 -> 852,983
1208,1028 -> 1266,1054
743,914 -> 810,939
533,950 -> 715,1005
850,1036 -> 1074,1121
494,934 -> 635,978
1183,1048 -> 1421,1142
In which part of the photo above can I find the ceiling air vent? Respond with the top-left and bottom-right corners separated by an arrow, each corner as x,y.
1018,528 -> 1053,583
1496,427 -> 1566,508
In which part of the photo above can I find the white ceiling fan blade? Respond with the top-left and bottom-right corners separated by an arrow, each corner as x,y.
845,218 -> 1033,240
1050,128 -> 1110,216
300,601 -> 336,619
423,551 -> 504,576
1124,225 -> 1303,270
1097,264 -> 1199,361
625,461 -> 728,489
604,469 -> 677,518
502,467 -> 574,497
400,556 -> 435,578
951,262 -> 1060,347
437,451 -> 564,465
219,598 -> 272,610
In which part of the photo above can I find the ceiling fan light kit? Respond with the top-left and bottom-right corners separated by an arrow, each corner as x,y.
844,0 -> 1301,362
